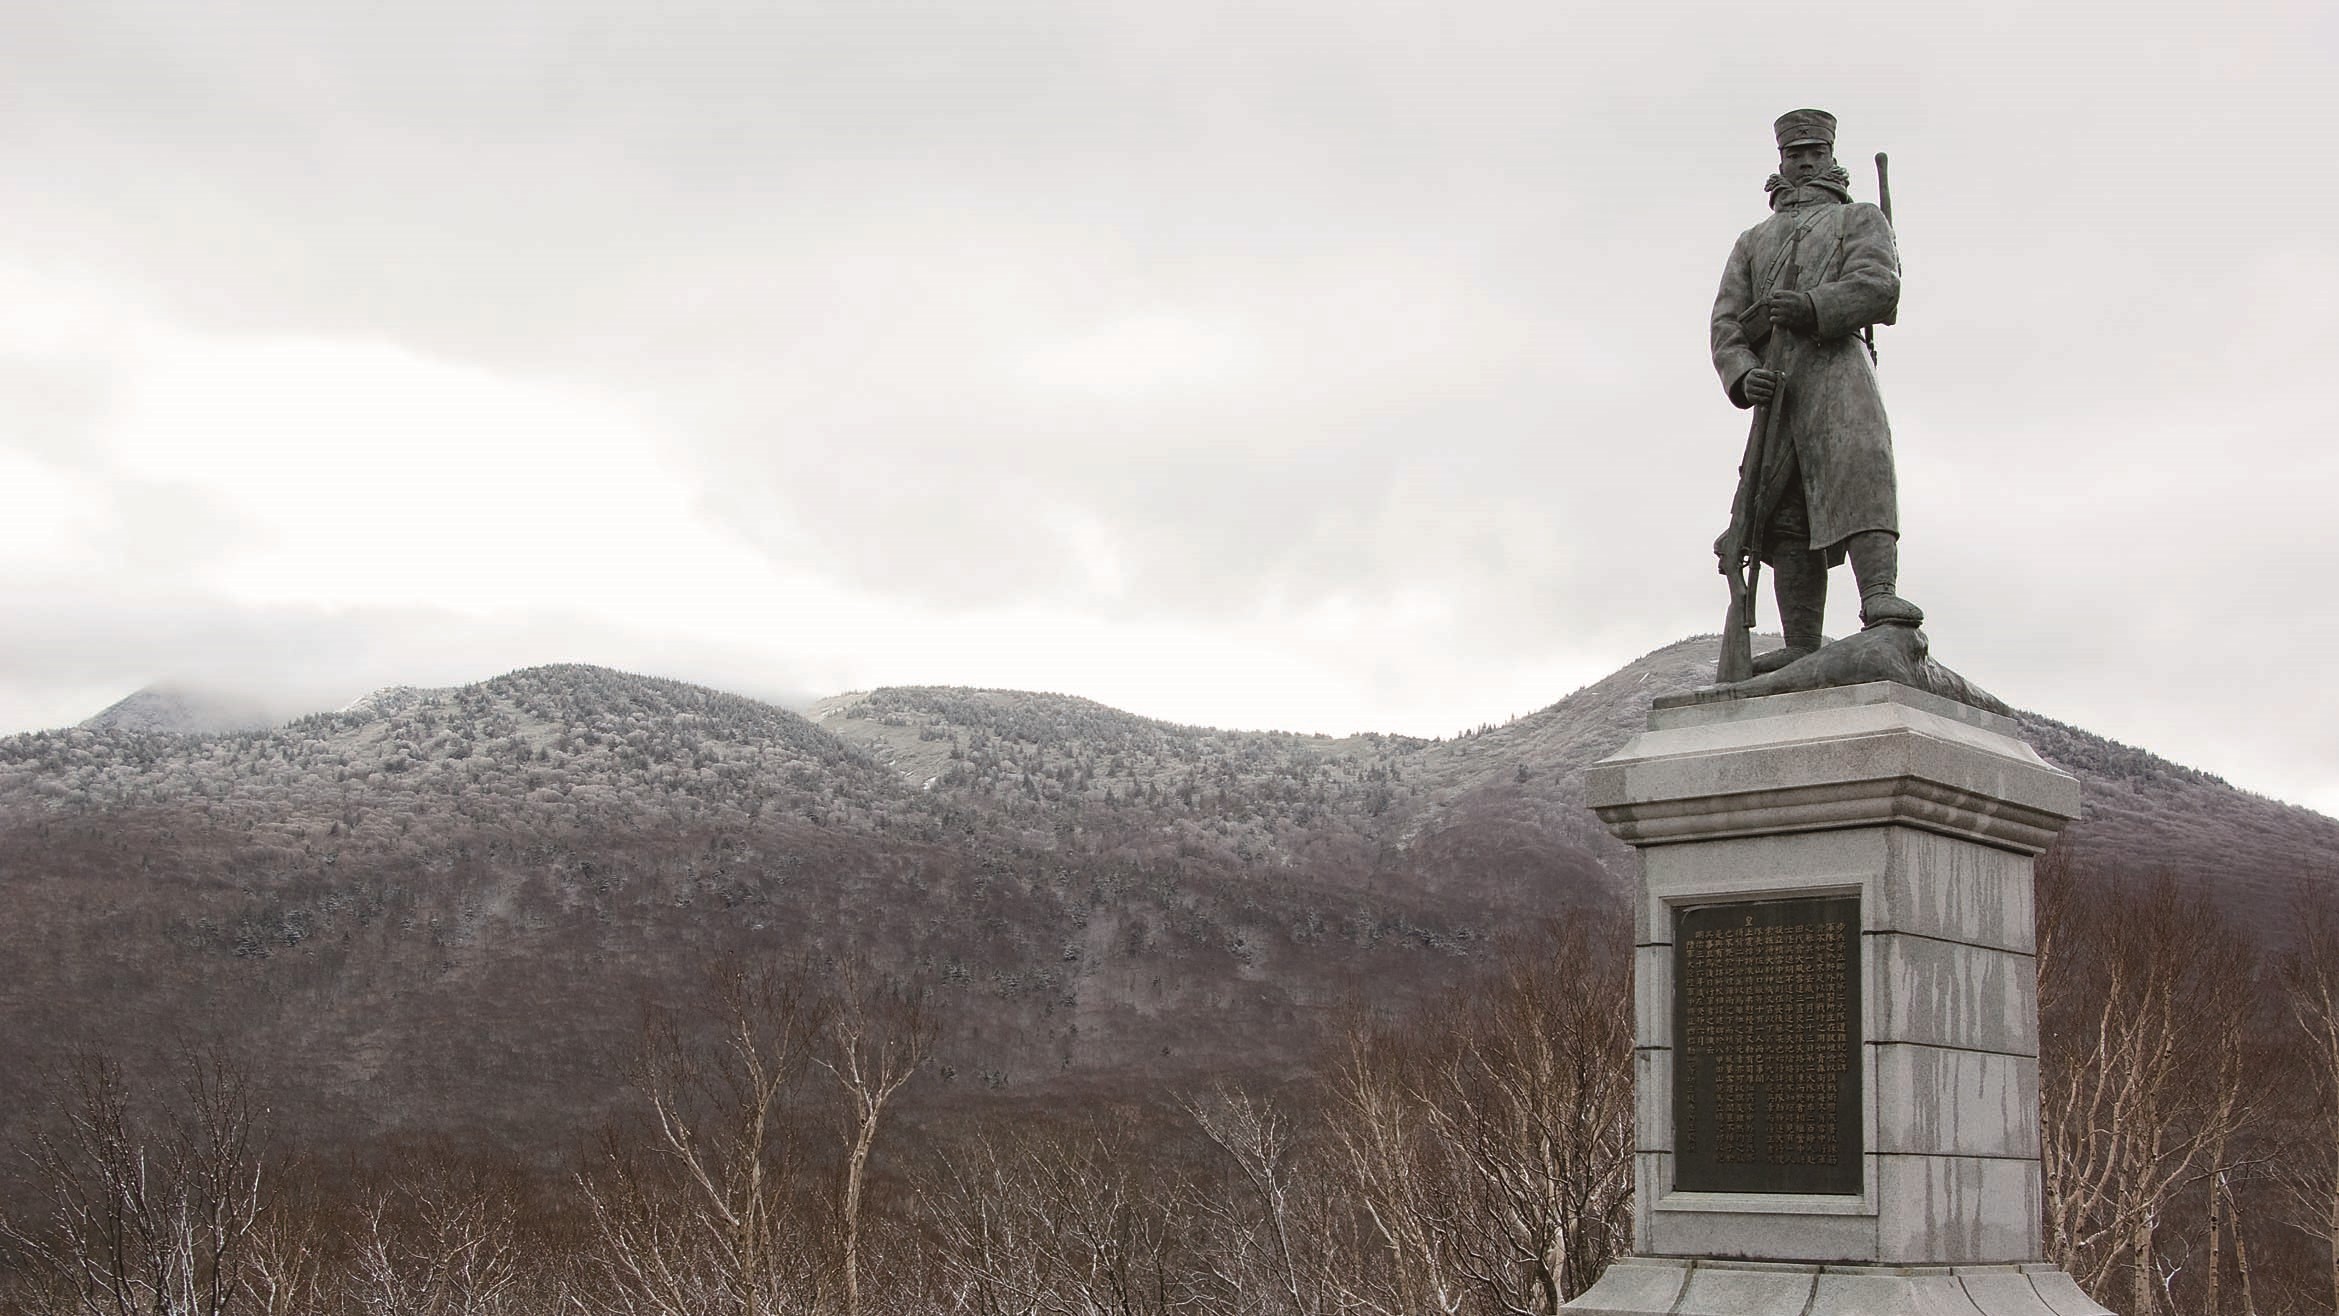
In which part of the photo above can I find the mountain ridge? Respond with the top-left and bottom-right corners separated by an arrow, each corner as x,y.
22,644 -> 2333,910
3,639 -> 2331,1166
49,645 -> 2323,820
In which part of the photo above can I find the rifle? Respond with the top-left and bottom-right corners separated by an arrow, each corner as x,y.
1714,230 -> 1805,683
1864,152 -> 1893,363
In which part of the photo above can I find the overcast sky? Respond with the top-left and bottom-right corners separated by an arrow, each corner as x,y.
4,0 -> 2335,813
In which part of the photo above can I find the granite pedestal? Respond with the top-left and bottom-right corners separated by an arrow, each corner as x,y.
1560,681 -> 2112,1315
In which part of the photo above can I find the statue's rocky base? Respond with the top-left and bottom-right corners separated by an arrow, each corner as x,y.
1563,1257 -> 2113,1316
1677,623 -> 2009,715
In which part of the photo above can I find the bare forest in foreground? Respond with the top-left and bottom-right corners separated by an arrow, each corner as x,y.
4,848 -> 2338,1316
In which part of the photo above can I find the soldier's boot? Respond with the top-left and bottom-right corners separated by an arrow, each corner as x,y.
1848,531 -> 1925,628
1751,540 -> 1828,674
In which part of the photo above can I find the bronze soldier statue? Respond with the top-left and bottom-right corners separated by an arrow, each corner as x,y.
1711,108 -> 1920,676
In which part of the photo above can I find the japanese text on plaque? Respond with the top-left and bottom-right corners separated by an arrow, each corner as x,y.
1678,909 -> 1853,1178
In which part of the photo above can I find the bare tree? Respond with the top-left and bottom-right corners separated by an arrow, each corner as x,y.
1186,1084 -> 1340,1316
0,1052 -> 266,1316
347,1152 -> 525,1316
578,964 -> 825,1316
1326,916 -> 1633,1316
2039,857 -> 2259,1314
815,963 -> 936,1316
1419,921 -> 1634,1312
916,1111 -> 1197,1316
2276,892 -> 2339,1316
240,1166 -> 335,1316
1323,1035 -> 1470,1316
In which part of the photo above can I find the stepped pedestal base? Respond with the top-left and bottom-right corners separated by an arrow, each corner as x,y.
1565,1256 -> 2112,1316
1563,682 -> 2106,1312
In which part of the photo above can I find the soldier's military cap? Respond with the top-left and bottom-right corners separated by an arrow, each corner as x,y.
1773,108 -> 1838,149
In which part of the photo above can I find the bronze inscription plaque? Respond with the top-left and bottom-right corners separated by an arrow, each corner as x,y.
1672,896 -> 1861,1195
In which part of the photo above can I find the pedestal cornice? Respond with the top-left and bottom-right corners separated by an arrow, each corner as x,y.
1587,682 -> 2080,854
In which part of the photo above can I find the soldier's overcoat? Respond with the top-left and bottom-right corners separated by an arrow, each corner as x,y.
1710,191 -> 1901,558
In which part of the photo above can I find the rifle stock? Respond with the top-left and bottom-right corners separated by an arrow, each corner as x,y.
1714,400 -> 1774,684
1718,557 -> 1757,683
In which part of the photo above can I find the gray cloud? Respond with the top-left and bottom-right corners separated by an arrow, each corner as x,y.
2,0 -> 2334,808
0,582 -> 825,732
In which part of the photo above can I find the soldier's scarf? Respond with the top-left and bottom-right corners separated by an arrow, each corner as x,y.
1764,163 -> 1853,210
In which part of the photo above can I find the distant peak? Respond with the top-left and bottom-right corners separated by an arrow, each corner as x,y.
80,685 -> 279,735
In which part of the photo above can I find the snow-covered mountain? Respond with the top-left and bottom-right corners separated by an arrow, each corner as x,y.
78,684 -> 280,735
2,639 -> 2328,1161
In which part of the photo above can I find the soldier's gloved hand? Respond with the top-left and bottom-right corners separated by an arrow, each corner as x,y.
1742,368 -> 1782,405
1765,290 -> 1817,333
